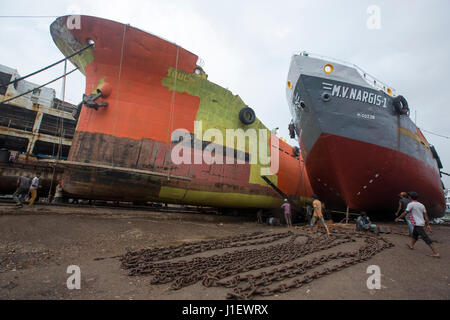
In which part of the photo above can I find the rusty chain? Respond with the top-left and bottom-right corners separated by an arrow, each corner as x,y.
121,231 -> 292,266
120,227 -> 394,299
221,234 -> 393,299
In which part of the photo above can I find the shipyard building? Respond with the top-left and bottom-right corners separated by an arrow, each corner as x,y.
0,63 -> 78,160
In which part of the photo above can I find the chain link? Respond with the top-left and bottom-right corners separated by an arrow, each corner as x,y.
120,227 -> 394,299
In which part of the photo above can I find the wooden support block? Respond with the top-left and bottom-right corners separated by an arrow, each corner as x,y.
345,206 -> 349,224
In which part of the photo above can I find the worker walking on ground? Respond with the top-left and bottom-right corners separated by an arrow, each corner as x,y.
13,174 -> 31,207
395,192 -> 412,236
28,172 -> 41,206
281,199 -> 292,228
309,194 -> 331,236
395,191 -> 440,258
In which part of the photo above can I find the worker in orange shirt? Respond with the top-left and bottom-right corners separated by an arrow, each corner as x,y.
309,194 -> 331,236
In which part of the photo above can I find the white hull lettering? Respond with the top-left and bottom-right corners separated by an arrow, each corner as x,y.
330,84 -> 386,108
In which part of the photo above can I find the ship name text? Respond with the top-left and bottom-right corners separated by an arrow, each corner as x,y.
329,84 -> 387,108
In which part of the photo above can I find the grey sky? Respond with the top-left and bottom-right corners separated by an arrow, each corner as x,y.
1,0 -> 449,186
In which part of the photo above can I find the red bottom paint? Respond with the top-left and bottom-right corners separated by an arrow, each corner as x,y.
305,134 -> 445,217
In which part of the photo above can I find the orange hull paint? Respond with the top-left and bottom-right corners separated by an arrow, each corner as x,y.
50,15 -> 313,208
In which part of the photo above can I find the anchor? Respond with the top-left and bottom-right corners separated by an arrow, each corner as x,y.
80,89 -> 108,111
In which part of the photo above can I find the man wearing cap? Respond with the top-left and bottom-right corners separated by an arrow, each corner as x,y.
395,192 -> 412,236
309,194 -> 330,236
395,192 -> 440,258
281,199 -> 292,228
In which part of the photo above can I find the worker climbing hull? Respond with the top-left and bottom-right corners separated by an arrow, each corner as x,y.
286,52 -> 445,217
49,15 -> 313,209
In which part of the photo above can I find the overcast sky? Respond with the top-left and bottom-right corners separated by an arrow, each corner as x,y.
1,0 -> 449,187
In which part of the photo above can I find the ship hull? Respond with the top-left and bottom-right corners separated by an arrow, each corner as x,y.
0,161 -> 64,198
63,131 -> 309,208
286,55 -> 445,217
306,133 -> 444,216
50,16 -> 313,209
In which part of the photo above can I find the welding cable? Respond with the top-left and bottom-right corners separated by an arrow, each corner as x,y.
1,67 -> 78,104
0,42 -> 93,89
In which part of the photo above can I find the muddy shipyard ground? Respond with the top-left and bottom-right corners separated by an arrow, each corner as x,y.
0,203 -> 449,300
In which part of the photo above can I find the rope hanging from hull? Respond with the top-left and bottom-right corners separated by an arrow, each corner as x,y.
166,45 -> 180,181
111,23 -> 127,167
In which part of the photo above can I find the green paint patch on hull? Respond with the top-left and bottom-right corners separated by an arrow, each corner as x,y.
90,77 -> 105,94
158,186 -> 282,208
52,38 -> 94,75
50,18 -> 94,75
162,68 -> 278,187
162,69 -> 266,140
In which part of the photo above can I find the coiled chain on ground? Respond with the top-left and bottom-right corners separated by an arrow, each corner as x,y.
120,227 -> 394,299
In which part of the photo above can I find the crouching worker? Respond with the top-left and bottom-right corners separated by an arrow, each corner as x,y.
356,212 -> 377,233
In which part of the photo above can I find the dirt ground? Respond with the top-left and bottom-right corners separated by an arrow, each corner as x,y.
0,203 -> 448,300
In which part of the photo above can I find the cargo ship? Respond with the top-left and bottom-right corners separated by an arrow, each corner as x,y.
286,52 -> 445,217
49,15 -> 313,210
